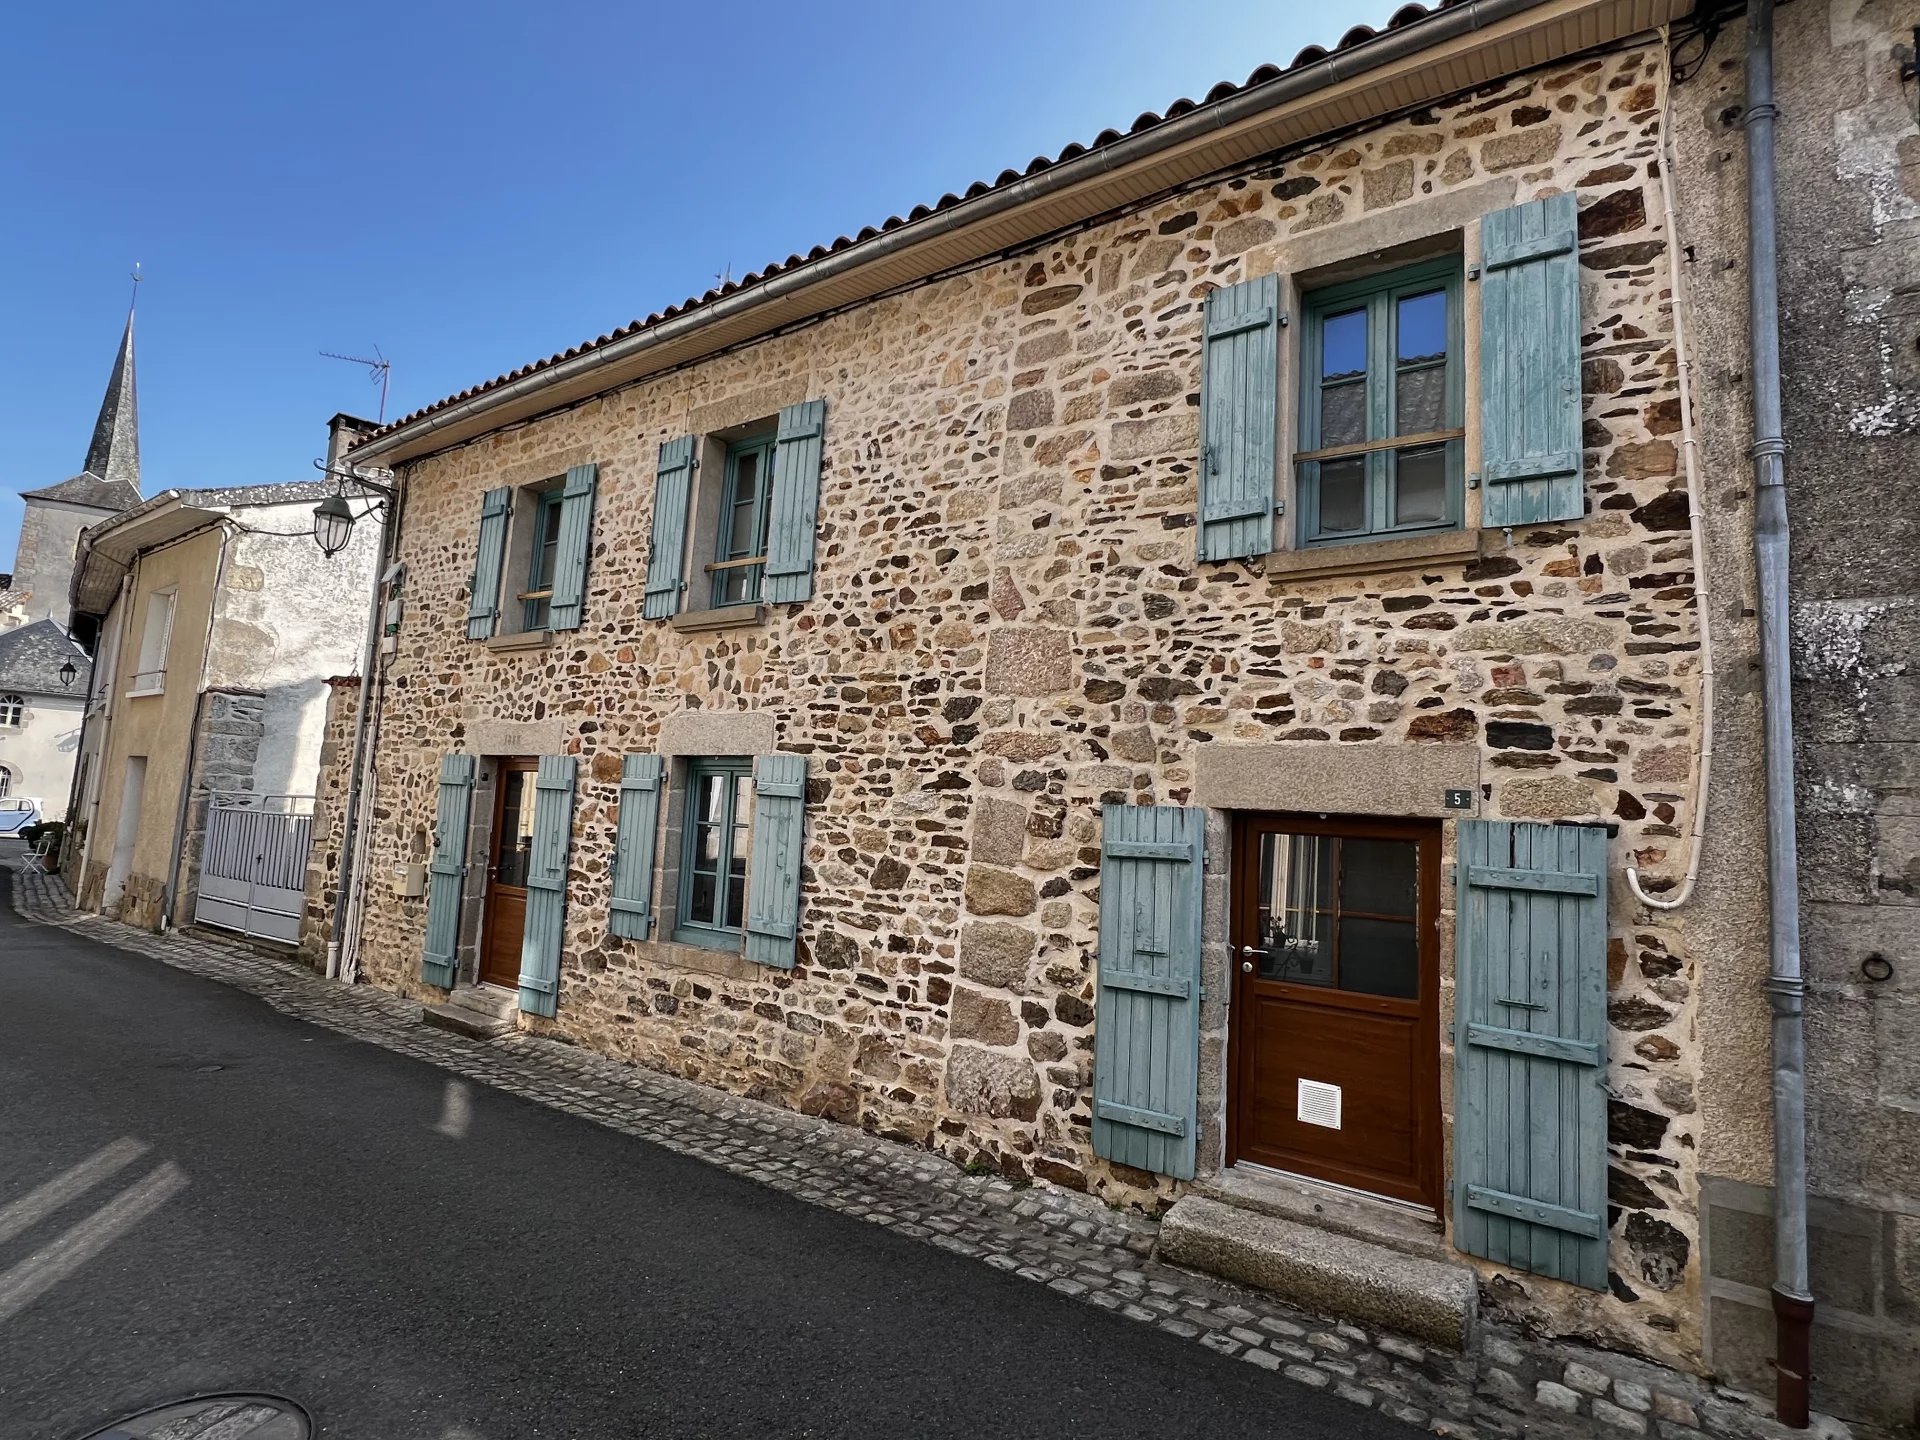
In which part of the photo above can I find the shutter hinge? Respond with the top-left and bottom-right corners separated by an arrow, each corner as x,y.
1467,264 -> 1482,281
1277,311 -> 1290,328
1275,498 -> 1286,516
1467,473 -> 1481,490
1203,444 -> 1217,476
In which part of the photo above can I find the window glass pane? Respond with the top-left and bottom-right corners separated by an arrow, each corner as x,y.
1337,917 -> 1419,998
1392,445 -> 1449,527
1396,290 -> 1447,364
1321,308 -> 1366,381
1316,457 -> 1367,534
1319,380 -> 1367,448
1338,838 -> 1419,916
1256,832 -> 1335,985
1394,364 -> 1448,436
732,450 -> 760,505
688,870 -> 717,925
494,770 -> 536,887
727,496 -> 761,557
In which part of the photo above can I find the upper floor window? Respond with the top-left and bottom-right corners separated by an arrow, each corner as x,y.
673,756 -> 754,949
519,487 -> 566,631
712,434 -> 775,607
1296,259 -> 1464,545
0,694 -> 20,727
128,589 -> 176,697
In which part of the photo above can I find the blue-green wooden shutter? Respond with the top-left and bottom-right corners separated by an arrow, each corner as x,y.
421,753 -> 476,988
466,487 -> 511,639
547,462 -> 598,631
643,437 -> 695,620
1091,803 -> 1205,1180
516,754 -> 577,1017
608,754 -> 663,941
1197,274 -> 1279,563
1479,194 -> 1584,526
764,399 -> 826,604
743,753 -> 806,969
1454,819 -> 1609,1290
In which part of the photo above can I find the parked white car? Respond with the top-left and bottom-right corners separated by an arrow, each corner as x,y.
0,797 -> 44,836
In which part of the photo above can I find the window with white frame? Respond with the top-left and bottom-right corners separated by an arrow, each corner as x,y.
0,694 -> 21,728
128,589 -> 175,696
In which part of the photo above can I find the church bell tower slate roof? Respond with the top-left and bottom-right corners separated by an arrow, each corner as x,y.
20,307 -> 142,511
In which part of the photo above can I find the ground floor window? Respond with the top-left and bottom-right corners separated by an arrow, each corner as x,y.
673,757 -> 754,948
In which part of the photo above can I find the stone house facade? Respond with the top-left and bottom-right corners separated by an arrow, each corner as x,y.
331,0 -> 1768,1384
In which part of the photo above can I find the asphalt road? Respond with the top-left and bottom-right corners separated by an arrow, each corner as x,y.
0,857 -> 1415,1440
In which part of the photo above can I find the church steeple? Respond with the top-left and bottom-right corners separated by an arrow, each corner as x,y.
81,304 -> 139,493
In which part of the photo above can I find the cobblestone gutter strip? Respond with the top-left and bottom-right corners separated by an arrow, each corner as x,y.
8,865 -> 1865,1440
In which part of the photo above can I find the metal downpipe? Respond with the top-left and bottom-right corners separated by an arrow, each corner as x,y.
1744,0 -> 1812,1425
325,500 -> 394,982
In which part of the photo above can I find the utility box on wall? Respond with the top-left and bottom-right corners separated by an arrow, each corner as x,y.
394,863 -> 426,898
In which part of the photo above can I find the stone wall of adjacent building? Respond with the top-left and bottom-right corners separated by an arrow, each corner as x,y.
349,41 -> 1752,1371
299,677 -> 361,968
1673,0 -> 1920,1425
174,687 -> 266,924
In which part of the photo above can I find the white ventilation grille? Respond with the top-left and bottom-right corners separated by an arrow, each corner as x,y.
1297,1078 -> 1343,1130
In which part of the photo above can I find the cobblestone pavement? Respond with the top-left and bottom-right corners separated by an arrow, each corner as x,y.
8,861 -> 1870,1440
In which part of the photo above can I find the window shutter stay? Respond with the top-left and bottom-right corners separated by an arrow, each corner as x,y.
421,753 -> 476,988
643,437 -> 696,620
609,754 -> 665,941
466,487 -> 512,640
1198,275 -> 1280,560
1091,803 -> 1205,1180
516,755 -> 577,1017
547,462 -> 598,631
743,753 -> 806,968
1478,194 -> 1584,525
764,399 -> 827,604
1452,819 -> 1609,1290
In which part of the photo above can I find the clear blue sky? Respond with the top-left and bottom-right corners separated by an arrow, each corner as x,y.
2,0 -> 1391,570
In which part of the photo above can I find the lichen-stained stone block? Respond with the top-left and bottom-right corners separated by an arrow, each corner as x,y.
985,626 -> 1073,696
965,865 -> 1038,917
945,1045 -> 1042,1121
959,921 -> 1037,989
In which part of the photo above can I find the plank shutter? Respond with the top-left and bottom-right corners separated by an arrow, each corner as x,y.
547,462 -> 598,631
608,754 -> 664,941
743,753 -> 806,969
1197,274 -> 1280,563
1454,819 -> 1609,1290
466,486 -> 511,640
421,753 -> 476,988
1091,803 -> 1205,1180
643,436 -> 695,620
1478,194 -> 1584,526
764,398 -> 826,604
516,754 -> 577,1017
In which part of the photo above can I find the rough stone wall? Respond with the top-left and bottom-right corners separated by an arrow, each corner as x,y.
1673,0 -> 1920,1424
299,677 -> 361,968
356,44 -> 1729,1367
174,688 -> 265,924
8,499 -> 102,629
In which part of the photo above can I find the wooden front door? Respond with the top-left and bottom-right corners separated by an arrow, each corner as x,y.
1228,813 -> 1442,1209
480,759 -> 539,989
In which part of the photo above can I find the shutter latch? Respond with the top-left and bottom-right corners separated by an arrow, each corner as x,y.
1496,996 -> 1550,1012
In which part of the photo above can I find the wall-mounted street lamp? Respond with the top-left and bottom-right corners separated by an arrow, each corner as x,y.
58,658 -> 77,688
309,461 -> 396,558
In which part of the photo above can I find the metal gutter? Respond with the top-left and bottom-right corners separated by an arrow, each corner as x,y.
1743,0 -> 1812,1426
349,0 -> 1584,466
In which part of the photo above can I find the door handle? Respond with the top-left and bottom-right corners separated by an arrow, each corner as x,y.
1240,945 -> 1270,957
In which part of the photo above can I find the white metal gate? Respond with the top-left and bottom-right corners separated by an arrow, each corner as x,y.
194,793 -> 315,944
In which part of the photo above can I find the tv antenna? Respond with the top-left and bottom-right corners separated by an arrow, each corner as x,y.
320,346 -> 391,423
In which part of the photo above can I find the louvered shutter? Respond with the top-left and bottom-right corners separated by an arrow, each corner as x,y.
764,399 -> 826,604
516,755 -> 577,1017
743,753 -> 806,969
608,754 -> 664,941
1478,194 -> 1584,526
1453,819 -> 1609,1290
643,437 -> 695,620
421,753 -> 476,988
466,487 -> 511,640
1091,803 -> 1205,1180
547,462 -> 598,631
1198,274 -> 1280,562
